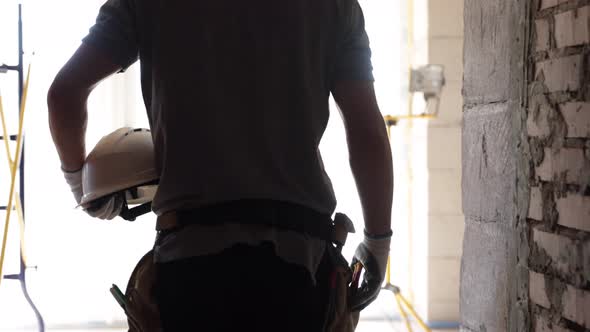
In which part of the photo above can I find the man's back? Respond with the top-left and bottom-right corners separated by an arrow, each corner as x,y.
150,0 -> 338,216
86,0 -> 373,216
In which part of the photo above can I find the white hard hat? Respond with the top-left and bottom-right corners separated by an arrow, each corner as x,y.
79,127 -> 158,207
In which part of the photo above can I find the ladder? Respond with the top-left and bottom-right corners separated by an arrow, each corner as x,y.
0,4 -> 45,331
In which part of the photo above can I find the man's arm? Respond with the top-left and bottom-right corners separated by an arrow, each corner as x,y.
332,80 -> 393,236
47,43 -> 122,171
333,79 -> 393,312
330,0 -> 391,312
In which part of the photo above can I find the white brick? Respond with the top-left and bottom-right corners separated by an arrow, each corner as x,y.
428,257 -> 460,301
535,147 -> 587,183
560,102 -> 590,138
534,314 -> 572,332
530,271 -> 551,308
540,0 -> 557,9
428,0 -> 464,37
462,104 -> 515,222
555,6 -> 590,48
428,300 -> 460,322
429,81 -> 463,125
528,187 -> 543,221
535,19 -> 551,51
540,0 -> 569,9
461,222 -> 511,332
562,285 -> 590,328
557,193 -> 590,232
429,215 -> 465,258
527,101 -> 553,138
428,127 -> 462,169
535,55 -> 583,92
429,37 -> 463,82
533,228 -> 583,277
429,169 -> 463,215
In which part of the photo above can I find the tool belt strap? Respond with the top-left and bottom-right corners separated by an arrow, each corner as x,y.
156,199 -> 354,246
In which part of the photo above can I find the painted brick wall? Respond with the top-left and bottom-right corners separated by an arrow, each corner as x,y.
529,0 -> 590,330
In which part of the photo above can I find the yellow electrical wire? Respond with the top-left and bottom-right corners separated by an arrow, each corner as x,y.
398,293 -> 431,331
386,255 -> 391,284
395,294 -> 413,332
0,63 -> 31,286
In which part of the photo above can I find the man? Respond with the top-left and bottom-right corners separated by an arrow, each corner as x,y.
48,0 -> 393,331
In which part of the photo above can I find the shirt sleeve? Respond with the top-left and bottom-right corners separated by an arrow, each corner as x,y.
82,0 -> 139,71
332,0 -> 374,82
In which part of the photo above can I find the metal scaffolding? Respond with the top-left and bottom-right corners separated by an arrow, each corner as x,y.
0,4 -> 45,331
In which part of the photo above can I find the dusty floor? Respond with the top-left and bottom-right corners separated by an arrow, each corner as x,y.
4,293 -> 459,332
2,320 -> 459,332
3,325 -> 457,332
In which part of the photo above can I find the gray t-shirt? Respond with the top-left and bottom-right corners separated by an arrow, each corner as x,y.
84,0 -> 373,274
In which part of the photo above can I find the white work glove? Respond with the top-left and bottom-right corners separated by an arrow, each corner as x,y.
63,168 -> 84,204
349,230 -> 392,312
62,168 -> 124,220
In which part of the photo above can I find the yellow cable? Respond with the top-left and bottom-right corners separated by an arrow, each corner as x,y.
395,293 -> 413,332
0,63 -> 31,286
386,255 -> 391,284
398,293 -> 431,332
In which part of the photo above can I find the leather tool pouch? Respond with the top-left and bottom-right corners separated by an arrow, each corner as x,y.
323,213 -> 360,332
323,245 -> 360,332
124,250 -> 161,332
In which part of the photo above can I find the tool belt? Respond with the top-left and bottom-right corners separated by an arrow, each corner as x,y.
116,200 -> 359,332
156,200 -> 347,245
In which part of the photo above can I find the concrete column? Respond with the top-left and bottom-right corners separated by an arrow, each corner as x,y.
461,1 -> 530,331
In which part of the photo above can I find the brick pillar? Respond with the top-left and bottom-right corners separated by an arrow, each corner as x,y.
528,0 -> 590,330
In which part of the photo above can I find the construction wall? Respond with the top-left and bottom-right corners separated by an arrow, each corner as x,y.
425,0 -> 464,322
462,0 -> 590,331
528,0 -> 590,330
461,0 -> 530,331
